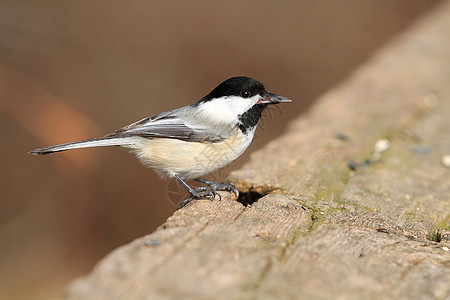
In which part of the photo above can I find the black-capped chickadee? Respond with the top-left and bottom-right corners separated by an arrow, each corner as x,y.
30,76 -> 291,208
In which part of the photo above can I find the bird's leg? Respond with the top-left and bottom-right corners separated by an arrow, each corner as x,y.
194,178 -> 239,200
174,175 -> 220,209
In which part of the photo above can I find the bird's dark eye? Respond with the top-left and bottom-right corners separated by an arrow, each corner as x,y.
241,91 -> 251,98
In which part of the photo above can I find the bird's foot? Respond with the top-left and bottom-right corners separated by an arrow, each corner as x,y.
177,186 -> 220,209
176,179 -> 239,209
195,179 -> 239,200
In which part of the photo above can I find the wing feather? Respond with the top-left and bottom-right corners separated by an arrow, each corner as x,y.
105,109 -> 225,143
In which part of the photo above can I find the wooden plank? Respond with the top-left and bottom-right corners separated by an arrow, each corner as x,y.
66,196 -> 310,299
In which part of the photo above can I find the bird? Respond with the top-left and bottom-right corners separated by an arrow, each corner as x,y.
30,76 -> 292,208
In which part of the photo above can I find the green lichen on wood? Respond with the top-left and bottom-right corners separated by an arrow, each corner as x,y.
426,228 -> 442,243
436,214 -> 450,230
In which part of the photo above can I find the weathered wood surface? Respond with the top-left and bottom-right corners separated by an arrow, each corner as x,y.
66,2 -> 450,299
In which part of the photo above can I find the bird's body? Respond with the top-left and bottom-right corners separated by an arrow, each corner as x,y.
133,126 -> 254,179
31,76 -> 291,208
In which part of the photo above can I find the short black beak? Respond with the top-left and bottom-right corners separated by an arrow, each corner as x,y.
257,92 -> 292,104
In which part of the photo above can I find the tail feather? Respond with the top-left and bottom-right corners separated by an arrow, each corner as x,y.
29,136 -> 139,155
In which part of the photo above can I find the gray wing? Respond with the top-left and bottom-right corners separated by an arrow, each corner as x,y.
105,109 -> 226,143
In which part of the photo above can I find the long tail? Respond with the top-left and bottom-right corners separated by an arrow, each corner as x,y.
29,136 -> 140,155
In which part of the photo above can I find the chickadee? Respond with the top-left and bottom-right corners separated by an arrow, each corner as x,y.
30,76 -> 291,208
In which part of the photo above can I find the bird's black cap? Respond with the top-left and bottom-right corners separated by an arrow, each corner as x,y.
197,76 -> 266,104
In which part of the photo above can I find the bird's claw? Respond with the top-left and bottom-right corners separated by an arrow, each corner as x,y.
177,187 -> 221,209
192,186 -> 222,201
177,179 -> 240,209
195,179 -> 239,200
221,181 -> 239,200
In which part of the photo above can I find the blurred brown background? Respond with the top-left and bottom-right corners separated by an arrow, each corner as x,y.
0,1 -> 439,299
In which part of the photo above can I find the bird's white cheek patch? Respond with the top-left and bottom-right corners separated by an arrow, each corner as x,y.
197,96 -> 258,123
197,101 -> 235,123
